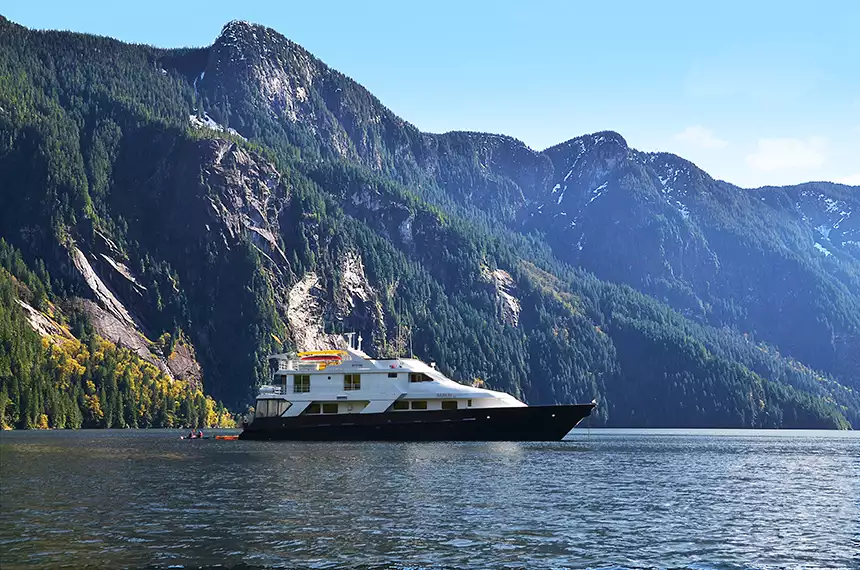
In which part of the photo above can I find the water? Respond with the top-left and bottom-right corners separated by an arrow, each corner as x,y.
1,429 -> 858,569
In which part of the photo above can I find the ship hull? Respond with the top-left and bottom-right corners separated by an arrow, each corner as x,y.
239,403 -> 596,441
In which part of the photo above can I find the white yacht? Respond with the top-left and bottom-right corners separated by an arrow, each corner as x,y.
239,333 -> 596,441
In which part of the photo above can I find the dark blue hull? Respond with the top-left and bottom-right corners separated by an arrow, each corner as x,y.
239,404 -> 596,441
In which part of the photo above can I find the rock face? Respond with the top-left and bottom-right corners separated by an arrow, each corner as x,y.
286,272 -> 332,352
336,251 -> 375,313
201,139 -> 289,267
16,299 -> 70,339
78,299 -> 180,382
285,253 -> 383,352
481,265 -> 521,327
72,247 -> 139,330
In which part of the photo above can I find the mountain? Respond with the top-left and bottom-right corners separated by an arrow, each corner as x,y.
0,16 -> 857,430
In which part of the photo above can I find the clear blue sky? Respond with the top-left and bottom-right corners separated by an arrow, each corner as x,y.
5,1 -> 859,188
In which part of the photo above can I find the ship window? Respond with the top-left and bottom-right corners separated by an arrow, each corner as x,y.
411,401 -> 428,410
344,374 -> 361,391
410,373 -> 430,383
306,403 -> 321,414
294,374 -> 310,393
467,399 -> 472,407
322,403 -> 339,414
388,372 -> 398,378
257,399 -> 290,418
441,400 -> 458,411
393,401 -> 409,410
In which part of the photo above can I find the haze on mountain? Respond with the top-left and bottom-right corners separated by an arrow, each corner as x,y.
0,16 -> 858,430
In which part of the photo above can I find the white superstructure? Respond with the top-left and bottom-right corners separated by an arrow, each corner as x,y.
252,334 -> 526,420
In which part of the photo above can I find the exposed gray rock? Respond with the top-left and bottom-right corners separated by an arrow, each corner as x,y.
72,247 -> 139,329
15,299 -> 70,339
202,140 -> 289,267
78,299 -> 174,380
480,265 -> 521,327
286,272 -> 339,351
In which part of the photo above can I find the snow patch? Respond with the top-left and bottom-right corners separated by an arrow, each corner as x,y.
813,243 -> 832,257
189,113 -> 246,140
655,163 -> 685,197
562,141 -> 587,182
588,182 -> 608,204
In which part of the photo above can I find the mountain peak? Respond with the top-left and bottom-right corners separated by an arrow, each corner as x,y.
589,130 -> 628,148
214,19 -> 299,59
219,19 -> 268,39
542,130 -> 628,155
440,131 -> 533,150
221,19 -> 254,31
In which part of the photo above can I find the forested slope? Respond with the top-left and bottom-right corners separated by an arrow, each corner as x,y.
0,16 -> 856,428
0,242 -> 234,429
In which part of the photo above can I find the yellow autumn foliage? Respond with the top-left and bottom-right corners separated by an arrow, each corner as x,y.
85,394 -> 104,420
36,329 -> 235,428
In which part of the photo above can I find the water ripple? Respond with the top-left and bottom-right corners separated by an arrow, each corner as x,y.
1,429 -> 858,569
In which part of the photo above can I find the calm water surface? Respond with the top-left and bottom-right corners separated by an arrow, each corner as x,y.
1,429 -> 858,569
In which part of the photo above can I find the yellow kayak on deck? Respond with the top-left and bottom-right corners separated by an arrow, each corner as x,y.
297,350 -> 347,357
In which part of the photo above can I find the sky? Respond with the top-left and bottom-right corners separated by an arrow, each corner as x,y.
5,0 -> 859,188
